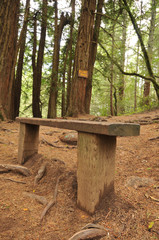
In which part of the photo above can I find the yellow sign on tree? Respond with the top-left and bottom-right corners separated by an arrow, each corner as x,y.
78,70 -> 88,78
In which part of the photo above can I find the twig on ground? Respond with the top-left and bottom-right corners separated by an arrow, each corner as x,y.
69,228 -> 107,240
105,209 -> 111,220
149,136 -> 159,141
0,164 -> 31,176
149,195 -> 159,202
40,176 -> 60,222
34,163 -> 47,185
23,192 -> 48,205
1,177 -> 26,184
145,193 -> 159,203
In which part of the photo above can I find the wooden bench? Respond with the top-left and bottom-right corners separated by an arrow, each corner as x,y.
16,117 -> 140,214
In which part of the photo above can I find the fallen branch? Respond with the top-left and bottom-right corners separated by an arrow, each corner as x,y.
1,177 -> 26,184
23,192 -> 48,205
149,195 -> 159,202
0,164 -> 31,176
40,176 -> 60,222
82,223 -> 111,232
149,136 -> 159,141
69,228 -> 107,240
145,193 -> 159,203
34,163 -> 47,185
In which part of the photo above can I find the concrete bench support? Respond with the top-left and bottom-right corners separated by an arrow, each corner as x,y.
16,117 -> 140,214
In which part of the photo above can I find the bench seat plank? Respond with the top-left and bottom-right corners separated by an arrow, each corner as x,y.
16,117 -> 140,137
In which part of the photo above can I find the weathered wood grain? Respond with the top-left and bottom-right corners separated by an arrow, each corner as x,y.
18,123 -> 39,164
16,117 -> 140,136
77,132 -> 116,214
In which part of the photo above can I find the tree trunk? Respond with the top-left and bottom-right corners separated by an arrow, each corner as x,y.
143,0 -> 156,105
0,0 -> 20,119
13,0 -> 30,119
134,40 -> 140,111
48,2 -> 71,118
66,0 -> 75,112
61,42 -> 70,117
85,0 -> 104,114
32,0 -> 47,118
47,1 -> 58,119
67,0 -> 97,116
134,0 -> 142,111
118,9 -> 127,114
109,0 -> 116,116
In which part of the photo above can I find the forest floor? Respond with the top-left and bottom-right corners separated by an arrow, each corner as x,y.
0,109 -> 159,240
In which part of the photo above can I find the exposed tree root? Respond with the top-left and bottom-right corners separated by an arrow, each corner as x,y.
69,228 -> 107,240
40,176 -> 60,222
34,163 -> 46,185
1,177 -> 26,184
23,192 -> 48,205
0,164 -> 31,176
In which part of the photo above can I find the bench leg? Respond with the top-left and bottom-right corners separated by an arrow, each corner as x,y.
18,123 -> 39,164
77,132 -> 116,214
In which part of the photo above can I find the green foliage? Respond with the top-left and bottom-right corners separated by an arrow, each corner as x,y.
19,70 -> 33,117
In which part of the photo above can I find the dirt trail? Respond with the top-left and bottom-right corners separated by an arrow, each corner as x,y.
0,109 -> 159,239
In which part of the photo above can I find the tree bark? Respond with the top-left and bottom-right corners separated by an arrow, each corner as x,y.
67,0 -> 97,116
66,0 -> 75,112
48,2 -> 71,118
32,0 -> 47,118
134,40 -> 140,111
62,41 -> 70,116
0,0 -> 20,119
118,8 -> 127,114
32,12 -> 38,115
13,0 -> 30,119
110,23 -> 115,116
85,0 -> 104,114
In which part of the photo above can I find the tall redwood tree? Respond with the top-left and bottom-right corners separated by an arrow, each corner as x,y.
32,0 -> 47,118
48,1 -> 71,119
67,0 -> 103,116
67,0 -> 96,116
0,0 -> 20,119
